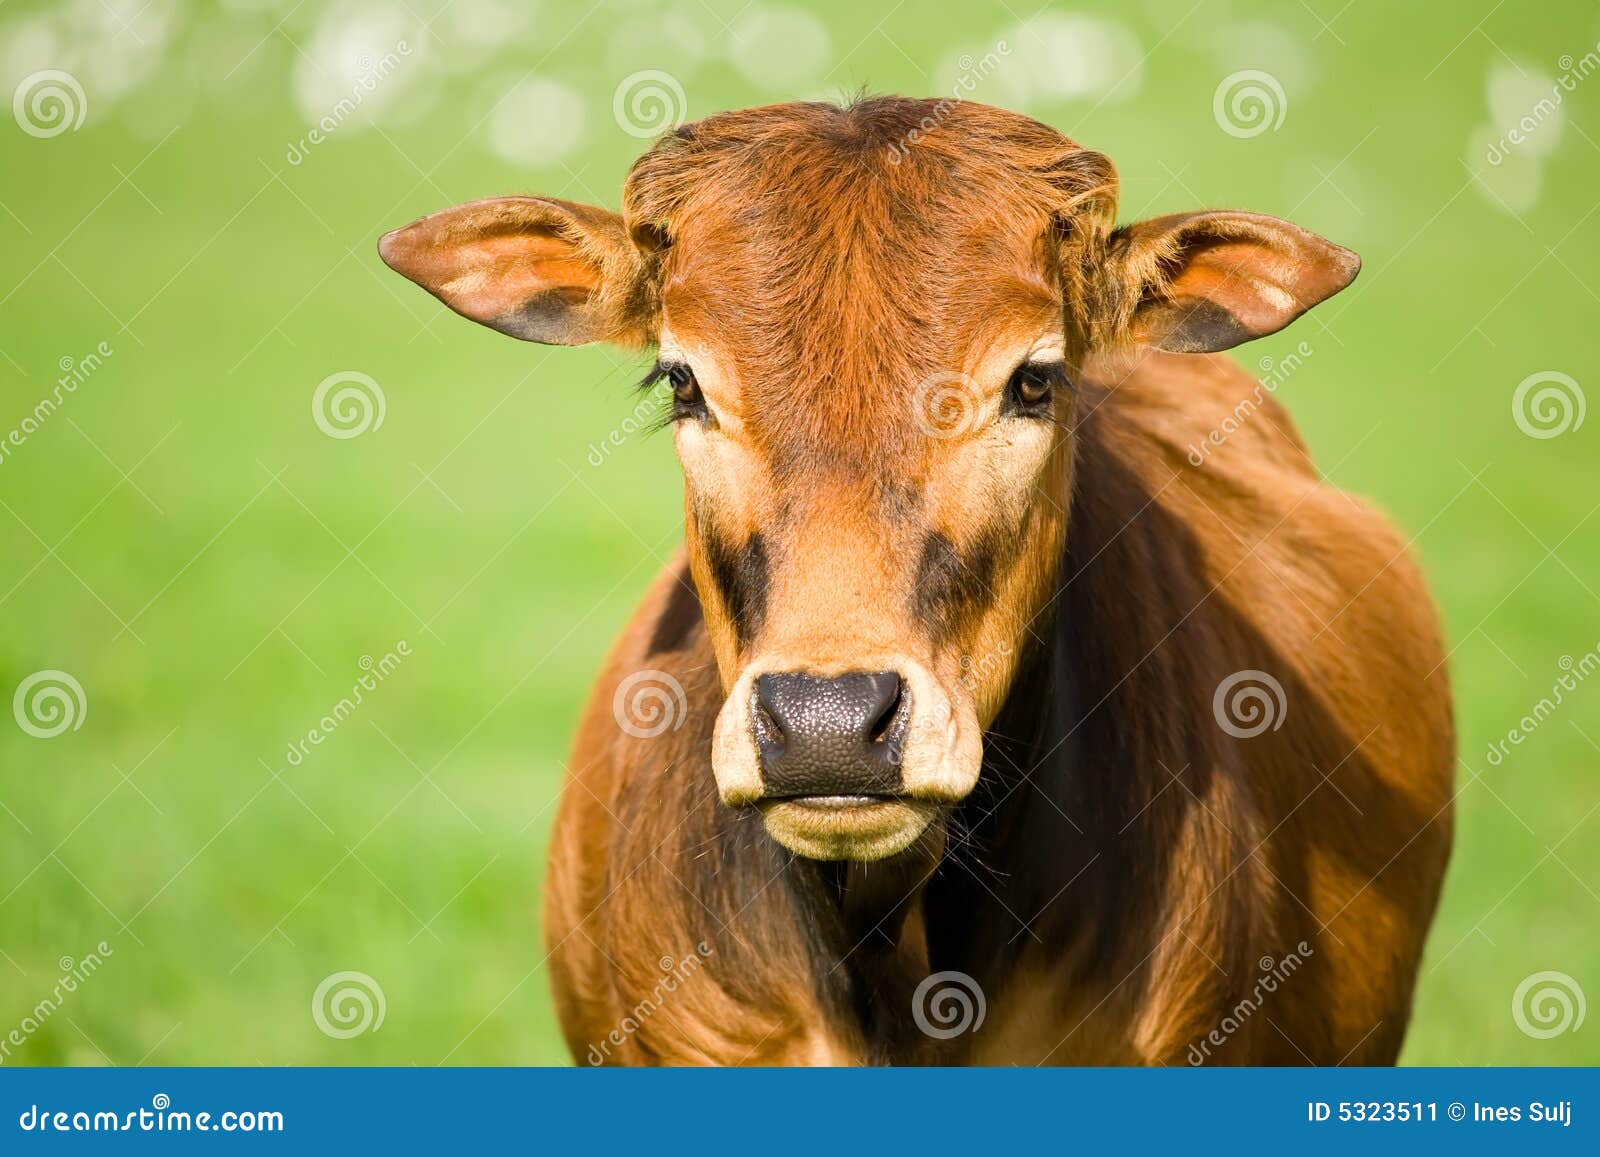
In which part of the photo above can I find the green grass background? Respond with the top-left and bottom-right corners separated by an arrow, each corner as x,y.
1,0 -> 1596,1065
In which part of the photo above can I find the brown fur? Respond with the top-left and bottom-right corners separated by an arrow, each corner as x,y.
545,342 -> 1453,1064
379,97 -> 1453,1065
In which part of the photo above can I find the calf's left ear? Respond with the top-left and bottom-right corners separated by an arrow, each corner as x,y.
1112,211 -> 1359,353
378,196 -> 650,347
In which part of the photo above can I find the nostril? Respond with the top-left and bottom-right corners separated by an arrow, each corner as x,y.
750,680 -> 786,751
752,676 -> 784,729
867,677 -> 904,747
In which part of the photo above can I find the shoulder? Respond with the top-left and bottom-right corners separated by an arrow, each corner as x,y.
1085,349 -> 1317,483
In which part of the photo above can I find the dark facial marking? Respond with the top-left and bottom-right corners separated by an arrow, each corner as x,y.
913,530 -> 1000,647
647,567 -> 704,656
703,531 -> 770,647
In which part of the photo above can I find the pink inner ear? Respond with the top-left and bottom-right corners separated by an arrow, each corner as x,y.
444,234 -> 602,324
1125,212 -> 1359,352
380,222 -> 602,328
378,195 -> 648,347
1177,240 -> 1312,337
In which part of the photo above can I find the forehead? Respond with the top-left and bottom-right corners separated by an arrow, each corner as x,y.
626,100 -> 1108,374
673,205 -> 1050,469
662,160 -> 1057,351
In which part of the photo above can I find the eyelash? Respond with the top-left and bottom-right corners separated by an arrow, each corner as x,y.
641,360 -> 707,422
1003,360 -> 1068,418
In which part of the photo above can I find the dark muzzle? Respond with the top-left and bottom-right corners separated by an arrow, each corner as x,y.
751,671 -> 908,798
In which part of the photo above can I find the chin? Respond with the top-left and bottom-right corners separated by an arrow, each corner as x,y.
758,797 -> 941,862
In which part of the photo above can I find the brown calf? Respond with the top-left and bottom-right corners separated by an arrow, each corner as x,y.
380,97 -> 1454,1065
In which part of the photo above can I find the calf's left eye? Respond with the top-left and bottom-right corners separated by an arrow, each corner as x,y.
660,361 -> 706,420
1004,361 -> 1066,417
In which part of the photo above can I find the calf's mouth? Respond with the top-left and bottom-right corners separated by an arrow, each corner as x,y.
756,795 -> 942,862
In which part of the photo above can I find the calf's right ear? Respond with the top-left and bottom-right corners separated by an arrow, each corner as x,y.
1111,211 -> 1359,353
378,196 -> 651,348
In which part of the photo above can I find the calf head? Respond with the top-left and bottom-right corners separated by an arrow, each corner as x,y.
380,98 -> 1357,862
